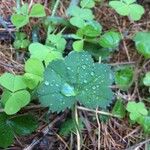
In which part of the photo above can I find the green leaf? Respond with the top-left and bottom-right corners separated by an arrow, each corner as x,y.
29,4 -> 46,17
20,3 -> 29,15
23,73 -> 43,89
109,1 -> 144,21
133,32 -> 150,58
73,40 -> 84,52
129,4 -> 144,21
143,72 -> 150,86
13,32 -> 30,49
10,114 -> 38,135
0,73 -> 27,92
0,113 -> 38,148
112,99 -> 126,118
80,0 -> 95,8
126,102 -> 148,122
115,67 -> 134,91
4,90 -> 31,115
59,118 -> 84,136
11,14 -> 29,28
68,6 -> 94,28
109,1 -> 130,16
1,90 -> 12,106
77,20 -> 102,37
99,31 -> 121,49
44,51 -> 63,66
37,52 -> 114,112
139,116 -> 150,133
47,34 -> 66,52
25,58 -> 44,77
70,17 -> 85,28
29,43 -> 50,61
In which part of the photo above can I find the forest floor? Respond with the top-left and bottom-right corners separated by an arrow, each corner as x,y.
0,0 -> 150,150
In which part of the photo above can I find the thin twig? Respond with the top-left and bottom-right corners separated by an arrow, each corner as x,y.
77,106 -> 119,118
51,0 -> 60,16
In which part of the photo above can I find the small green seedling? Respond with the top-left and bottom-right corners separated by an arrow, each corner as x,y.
0,73 -> 30,115
11,3 -> 46,28
112,99 -> 126,118
13,32 -> 30,49
37,51 -> 114,112
67,6 -> 94,28
115,66 -> 134,91
99,31 -> 121,49
126,101 -> 148,122
143,72 -> 150,87
0,113 -> 38,148
133,32 -> 150,58
109,0 -> 145,21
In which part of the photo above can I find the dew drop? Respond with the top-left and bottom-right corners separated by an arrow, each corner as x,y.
92,86 -> 96,90
67,67 -> 71,70
45,81 -> 49,86
83,80 -> 87,83
82,65 -> 86,69
91,72 -> 94,76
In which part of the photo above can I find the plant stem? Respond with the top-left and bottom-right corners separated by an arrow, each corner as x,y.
75,105 -> 81,150
51,0 -> 60,17
16,0 -> 21,14
72,104 -> 81,150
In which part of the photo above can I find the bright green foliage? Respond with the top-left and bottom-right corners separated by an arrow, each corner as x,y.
133,32 -> 150,58
112,99 -> 126,118
0,113 -> 38,148
37,52 -> 114,112
29,42 -> 63,65
139,116 -> 150,133
143,72 -> 150,86
4,90 -> 30,115
126,102 -> 148,122
29,4 -> 46,17
13,32 -> 30,49
99,31 -> 121,49
29,42 -> 50,61
23,58 -> 44,89
115,67 -> 134,91
80,0 -> 95,8
0,73 -> 26,92
11,3 -> 46,28
0,73 -> 31,114
46,34 -> 67,52
73,40 -> 84,52
11,14 -> 29,29
77,20 -> 102,37
59,118 -> 84,136
67,6 -> 94,28
109,0 -> 144,21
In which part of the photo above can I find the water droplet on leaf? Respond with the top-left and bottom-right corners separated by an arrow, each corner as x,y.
61,83 -> 76,97
45,81 -> 49,86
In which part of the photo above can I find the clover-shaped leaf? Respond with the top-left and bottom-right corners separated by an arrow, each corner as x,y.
115,67 -> 134,91
67,6 -> 94,28
13,32 -> 30,49
143,72 -> 150,87
23,58 -> 44,89
37,52 -> 114,112
0,73 -> 27,92
2,90 -> 30,115
0,113 -> 38,148
133,32 -> 150,58
29,4 -> 46,17
126,102 -> 148,122
109,0 -> 144,21
11,14 -> 29,28
47,34 -> 66,52
99,31 -> 121,49
77,20 -> 102,37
